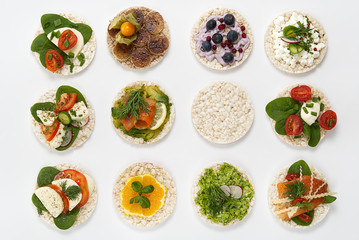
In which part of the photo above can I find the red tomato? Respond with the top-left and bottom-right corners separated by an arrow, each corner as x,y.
285,115 -> 303,135
46,184 -> 69,215
45,50 -> 64,72
292,197 -> 306,206
54,93 -> 78,113
319,110 -> 337,130
54,169 -> 89,208
58,30 -> 78,51
290,85 -> 312,101
285,173 -> 300,181
41,121 -> 60,141
297,213 -> 313,222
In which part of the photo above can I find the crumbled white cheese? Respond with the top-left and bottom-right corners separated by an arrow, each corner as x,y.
37,110 -> 56,126
48,123 -> 66,148
34,186 -> 64,218
52,179 -> 82,211
300,101 -> 320,126
68,101 -> 89,122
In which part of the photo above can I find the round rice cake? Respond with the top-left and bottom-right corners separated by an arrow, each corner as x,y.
34,163 -> 98,228
192,162 -> 255,226
264,11 -> 327,74
31,89 -> 95,150
190,8 -> 253,70
268,164 -> 330,228
33,13 -> 96,76
192,81 -> 254,144
113,162 -> 176,227
111,81 -> 175,145
269,84 -> 331,147
107,7 -> 170,69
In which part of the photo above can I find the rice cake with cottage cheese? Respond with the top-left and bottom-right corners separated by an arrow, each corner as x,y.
32,13 -> 96,76
31,88 -> 95,150
107,7 -> 170,69
191,8 -> 253,70
192,81 -> 254,144
264,11 -> 327,74
34,163 -> 97,229
113,162 -> 176,227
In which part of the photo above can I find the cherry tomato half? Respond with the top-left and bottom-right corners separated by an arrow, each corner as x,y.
290,85 -> 312,102
41,120 -> 60,141
319,110 -> 337,130
45,50 -> 64,72
285,173 -> 300,181
285,115 -> 303,135
46,184 -> 69,215
297,213 -> 313,222
292,197 -> 306,206
54,169 -> 89,208
54,93 -> 78,113
58,30 -> 78,51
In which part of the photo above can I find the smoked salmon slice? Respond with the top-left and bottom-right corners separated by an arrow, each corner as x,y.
134,98 -> 156,129
120,115 -> 136,131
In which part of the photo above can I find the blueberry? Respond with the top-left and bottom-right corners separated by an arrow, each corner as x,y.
201,41 -> 212,52
222,52 -> 234,63
227,30 -> 239,43
206,19 -> 217,30
212,33 -> 223,44
224,14 -> 235,25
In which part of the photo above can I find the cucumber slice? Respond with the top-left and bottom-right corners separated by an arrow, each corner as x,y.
289,44 -> 304,54
58,111 -> 72,125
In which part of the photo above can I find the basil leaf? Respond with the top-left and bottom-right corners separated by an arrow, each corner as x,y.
139,196 -> 151,209
323,195 -> 337,204
56,85 -> 87,107
308,123 -> 321,147
275,118 -> 287,135
56,126 -> 79,151
291,210 -> 314,226
54,208 -> 80,230
302,121 -> 311,138
37,167 -> 60,187
30,102 -> 56,123
142,185 -> 154,194
266,97 -> 300,121
32,194 -> 47,213
130,196 -> 142,204
288,160 -> 312,176
131,181 -> 142,192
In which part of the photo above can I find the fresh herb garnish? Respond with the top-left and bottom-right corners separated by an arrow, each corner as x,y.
64,59 -> 72,65
68,52 -> 74,58
68,30 -> 71,37
206,185 -> 229,216
320,103 -> 324,111
80,59 -> 85,66
129,181 -> 154,209
311,111 -> 317,116
70,109 -> 77,116
284,181 -> 308,200
55,62 -> 60,68
294,200 -> 313,210
64,39 -> 70,48
54,19 -> 62,27
60,181 -> 82,200
77,53 -> 85,61
48,54 -> 53,60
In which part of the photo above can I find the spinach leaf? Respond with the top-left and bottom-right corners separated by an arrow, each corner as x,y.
308,122 -> 321,147
41,14 -> 92,44
56,85 -> 87,106
288,160 -> 312,176
291,210 -> 314,226
32,193 -> 47,214
53,208 -> 80,230
56,125 -> 79,151
302,121 -> 311,138
323,196 -> 337,203
265,97 -> 300,121
37,167 -> 60,187
275,118 -> 287,135
30,102 -> 56,123
30,33 -> 68,68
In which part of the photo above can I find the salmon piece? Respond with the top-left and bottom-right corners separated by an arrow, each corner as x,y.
134,98 -> 156,129
120,115 -> 136,131
276,175 -> 327,220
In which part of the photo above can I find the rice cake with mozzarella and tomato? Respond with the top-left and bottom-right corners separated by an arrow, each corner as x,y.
264,11 -> 327,74
33,13 -> 96,75
107,7 -> 170,69
190,8 -> 253,70
111,81 -> 175,145
31,88 -> 95,150
34,163 -> 98,228
192,163 -> 255,226
269,84 -> 331,147
113,162 -> 176,227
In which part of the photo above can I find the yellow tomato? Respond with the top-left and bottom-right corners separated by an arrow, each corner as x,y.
121,22 -> 135,37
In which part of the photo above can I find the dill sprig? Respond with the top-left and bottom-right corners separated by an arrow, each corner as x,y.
206,185 -> 229,215
294,200 -> 313,211
284,181 -> 308,200
60,181 -> 82,200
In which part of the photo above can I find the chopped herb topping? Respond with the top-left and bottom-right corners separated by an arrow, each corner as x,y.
44,119 -> 47,122
64,59 -> 72,65
77,53 -> 85,61
68,52 -> 75,58
306,103 -> 314,108
284,181 -> 308,200
80,59 -> 85,66
48,54 -> 53,60
70,109 -> 77,117
294,200 -> 313,210
320,103 -> 324,111
59,181 -> 82,200
64,39 -> 70,48
70,63 -> 74,73
55,62 -> 60,68
54,19 -> 62,27
68,30 -> 71,37
303,107 -> 309,114
311,112 -> 317,116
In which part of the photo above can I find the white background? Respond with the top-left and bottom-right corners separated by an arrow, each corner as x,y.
1,0 -> 358,239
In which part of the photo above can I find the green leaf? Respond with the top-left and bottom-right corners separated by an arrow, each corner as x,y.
139,196 -> 151,209
291,210 -> 314,226
283,25 -> 298,38
308,123 -> 321,147
323,195 -> 337,204
131,181 -> 142,192
141,185 -> 154,194
288,160 -> 312,176
275,118 -> 287,135
302,121 -> 311,138
37,167 -> 60,187
53,208 -> 80,230
32,194 -> 47,213
56,126 -> 79,151
30,102 -> 56,123
265,97 -> 300,121
55,85 -> 87,107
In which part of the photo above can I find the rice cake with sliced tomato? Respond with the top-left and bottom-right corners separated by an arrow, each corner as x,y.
31,89 -> 95,150
113,162 -> 176,227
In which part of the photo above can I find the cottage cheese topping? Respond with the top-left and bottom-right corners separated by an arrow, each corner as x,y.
272,12 -> 325,68
49,123 -> 66,148
36,110 -> 57,126
68,101 -> 89,122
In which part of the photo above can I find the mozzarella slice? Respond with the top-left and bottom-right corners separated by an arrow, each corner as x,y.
52,179 -> 82,211
36,110 -> 56,126
47,27 -> 84,57
48,123 -> 66,148
84,173 -> 95,194
34,186 -> 64,218
68,101 -> 89,122
301,101 -> 320,126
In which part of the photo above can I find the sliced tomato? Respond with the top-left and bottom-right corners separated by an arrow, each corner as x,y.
58,30 -> 78,51
54,169 -> 89,208
46,184 -> 69,215
285,115 -> 303,135
54,93 -> 78,113
45,50 -> 64,72
296,213 -> 313,222
285,173 -> 300,181
41,120 -> 60,141
290,85 -> 312,102
292,197 -> 306,206
319,110 -> 337,130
